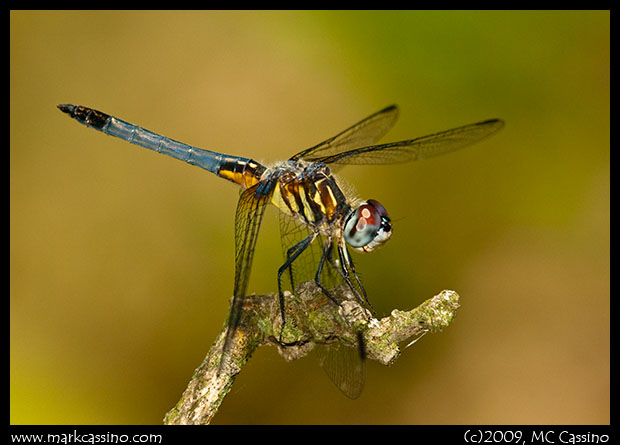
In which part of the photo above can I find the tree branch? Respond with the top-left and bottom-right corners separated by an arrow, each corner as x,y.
163,282 -> 460,425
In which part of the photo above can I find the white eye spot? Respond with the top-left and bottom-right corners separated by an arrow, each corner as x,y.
356,218 -> 367,232
361,208 -> 371,219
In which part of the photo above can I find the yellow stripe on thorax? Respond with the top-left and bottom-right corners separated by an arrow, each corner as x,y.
314,177 -> 338,220
270,176 -> 341,224
270,184 -> 297,217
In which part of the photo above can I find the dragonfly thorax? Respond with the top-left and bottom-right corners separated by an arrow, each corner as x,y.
343,199 -> 392,253
269,160 -> 352,232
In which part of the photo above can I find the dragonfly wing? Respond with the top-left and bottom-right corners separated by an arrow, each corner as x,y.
315,331 -> 366,399
290,105 -> 399,161
278,212 -> 333,293
278,213 -> 366,398
220,183 -> 271,369
315,118 -> 505,165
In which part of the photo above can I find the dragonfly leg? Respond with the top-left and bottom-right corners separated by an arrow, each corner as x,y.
277,232 -> 317,341
322,243 -> 374,317
313,239 -> 345,308
338,244 -> 375,316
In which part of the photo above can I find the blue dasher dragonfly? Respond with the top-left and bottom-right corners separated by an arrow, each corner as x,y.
58,103 -> 503,398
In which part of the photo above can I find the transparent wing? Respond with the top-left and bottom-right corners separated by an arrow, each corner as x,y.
313,118 -> 504,165
278,212 -> 367,308
221,183 -> 272,367
290,105 -> 399,161
278,212 -> 366,398
315,332 -> 366,399
278,212 -> 336,293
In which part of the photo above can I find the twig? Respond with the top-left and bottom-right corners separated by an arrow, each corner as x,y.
163,282 -> 460,425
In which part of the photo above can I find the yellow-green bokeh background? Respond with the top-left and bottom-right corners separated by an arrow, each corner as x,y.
10,11 -> 609,424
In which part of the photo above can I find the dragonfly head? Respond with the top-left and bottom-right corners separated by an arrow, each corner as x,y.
344,199 -> 392,253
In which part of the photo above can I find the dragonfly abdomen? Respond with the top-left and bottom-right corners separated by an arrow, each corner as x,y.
216,158 -> 266,189
57,104 -> 266,188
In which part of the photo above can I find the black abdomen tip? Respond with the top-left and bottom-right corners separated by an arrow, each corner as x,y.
57,104 -> 110,129
57,104 -> 76,114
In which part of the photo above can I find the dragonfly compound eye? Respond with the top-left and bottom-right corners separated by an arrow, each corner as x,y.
344,199 -> 392,253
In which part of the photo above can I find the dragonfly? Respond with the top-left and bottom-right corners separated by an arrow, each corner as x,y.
58,103 -> 504,398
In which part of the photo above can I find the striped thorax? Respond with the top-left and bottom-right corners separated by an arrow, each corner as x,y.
270,160 -> 349,232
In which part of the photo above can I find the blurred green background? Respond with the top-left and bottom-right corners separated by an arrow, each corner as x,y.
10,11 -> 609,424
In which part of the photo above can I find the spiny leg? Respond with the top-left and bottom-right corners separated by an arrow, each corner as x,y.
277,232 -> 317,342
337,245 -> 366,299
322,242 -> 371,315
338,244 -> 375,316
313,238 -> 345,308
